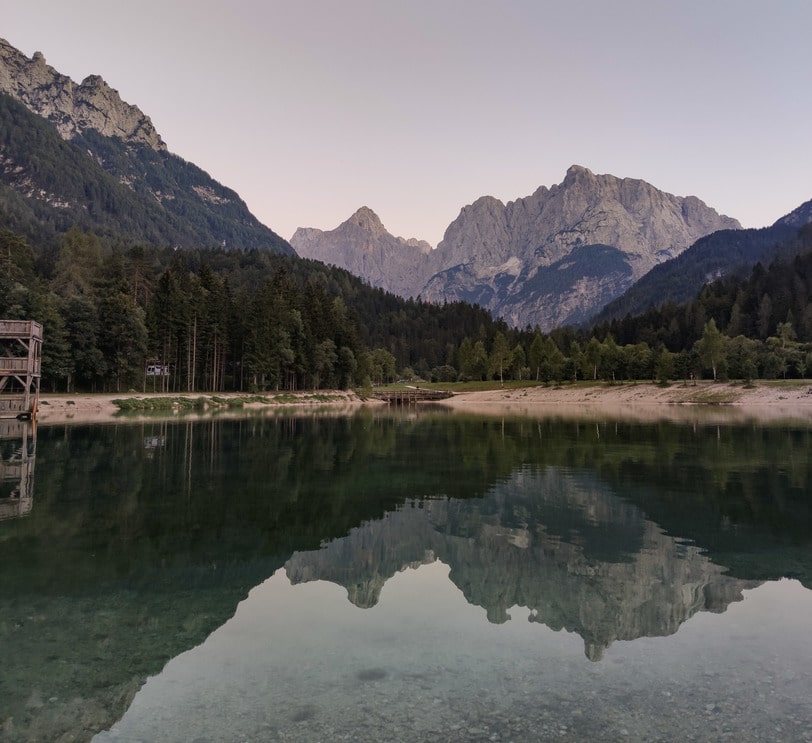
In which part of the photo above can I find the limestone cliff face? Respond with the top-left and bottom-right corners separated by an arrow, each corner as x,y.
291,207 -> 433,297
421,166 -> 740,329
285,467 -> 758,661
0,37 -> 165,151
292,167 -> 739,330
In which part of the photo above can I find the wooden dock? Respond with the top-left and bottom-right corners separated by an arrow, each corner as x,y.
0,320 -> 42,419
372,388 -> 454,405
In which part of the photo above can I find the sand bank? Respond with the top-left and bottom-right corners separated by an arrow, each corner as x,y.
33,391 -> 368,425
30,381 -> 812,425
436,381 -> 812,424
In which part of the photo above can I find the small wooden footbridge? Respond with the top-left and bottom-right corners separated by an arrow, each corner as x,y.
372,387 -> 454,405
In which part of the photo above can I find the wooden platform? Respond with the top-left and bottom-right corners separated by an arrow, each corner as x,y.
0,319 -> 42,419
372,388 -> 454,405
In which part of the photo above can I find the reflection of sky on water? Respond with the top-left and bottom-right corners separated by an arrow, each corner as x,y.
6,413 -> 809,742
96,567 -> 812,743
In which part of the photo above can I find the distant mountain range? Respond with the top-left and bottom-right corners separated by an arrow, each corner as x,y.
4,35 -> 811,333
292,166 -> 740,330
0,38 -> 292,254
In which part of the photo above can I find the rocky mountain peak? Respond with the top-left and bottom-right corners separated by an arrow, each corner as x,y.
419,167 -> 741,328
0,37 -> 166,151
346,206 -> 386,235
293,168 -> 740,329
291,207 -> 433,297
563,163 -> 596,181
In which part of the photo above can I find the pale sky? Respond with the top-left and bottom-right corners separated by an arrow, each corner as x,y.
5,0 -> 812,247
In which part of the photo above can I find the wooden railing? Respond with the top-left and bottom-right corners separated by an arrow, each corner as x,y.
0,357 -> 38,375
0,320 -> 43,340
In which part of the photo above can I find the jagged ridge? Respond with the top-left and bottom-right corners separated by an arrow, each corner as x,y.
0,37 -> 293,253
0,38 -> 165,150
292,166 -> 739,330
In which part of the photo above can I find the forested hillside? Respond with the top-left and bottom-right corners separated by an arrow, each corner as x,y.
592,199 -> 812,325
586,222 -> 812,381
0,93 -> 292,254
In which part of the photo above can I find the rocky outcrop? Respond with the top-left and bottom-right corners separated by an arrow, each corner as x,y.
291,207 -> 433,297
0,37 -> 165,151
292,167 -> 739,330
423,165 -> 740,329
0,38 -> 293,253
286,467 -> 758,661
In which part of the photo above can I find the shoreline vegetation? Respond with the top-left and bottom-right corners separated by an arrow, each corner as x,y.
31,379 -> 812,426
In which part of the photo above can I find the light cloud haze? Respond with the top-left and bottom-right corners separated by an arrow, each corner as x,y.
5,0 -> 811,246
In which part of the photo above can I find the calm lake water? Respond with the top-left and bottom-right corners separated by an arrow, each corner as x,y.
1,409 -> 811,742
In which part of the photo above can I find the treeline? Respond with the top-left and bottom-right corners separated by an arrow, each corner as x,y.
3,221 -> 812,393
0,227 -> 523,392
586,223 -> 812,381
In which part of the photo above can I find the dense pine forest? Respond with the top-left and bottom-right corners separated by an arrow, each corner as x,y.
2,220 -> 812,393
0,227 -> 525,392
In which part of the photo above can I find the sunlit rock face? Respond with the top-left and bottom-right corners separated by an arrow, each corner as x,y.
291,207 -> 433,298
291,167 -> 739,330
0,37 -> 165,150
423,165 -> 740,330
286,467 -> 758,660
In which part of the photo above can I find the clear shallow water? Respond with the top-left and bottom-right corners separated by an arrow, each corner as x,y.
1,410 -> 811,742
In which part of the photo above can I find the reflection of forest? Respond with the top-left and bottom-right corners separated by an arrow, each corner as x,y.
0,411 -> 810,741
286,467 -> 759,661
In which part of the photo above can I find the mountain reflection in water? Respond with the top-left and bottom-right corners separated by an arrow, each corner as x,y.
0,411 -> 810,742
286,466 -> 757,661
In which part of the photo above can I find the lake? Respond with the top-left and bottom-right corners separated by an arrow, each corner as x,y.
1,409 -> 811,742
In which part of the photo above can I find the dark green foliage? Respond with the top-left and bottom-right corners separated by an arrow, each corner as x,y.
5,217 -> 812,388
1,222 -> 524,391
0,93 -> 293,254
588,226 -> 812,379
593,202 -> 812,325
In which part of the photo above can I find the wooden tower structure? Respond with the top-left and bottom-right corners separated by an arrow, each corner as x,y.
0,320 -> 43,419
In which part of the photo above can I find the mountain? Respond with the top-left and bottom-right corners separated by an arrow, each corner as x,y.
592,198 -> 812,326
0,38 -> 293,254
291,206 -> 432,296
293,166 -> 739,330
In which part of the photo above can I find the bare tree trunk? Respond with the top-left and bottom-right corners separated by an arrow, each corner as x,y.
191,314 -> 197,392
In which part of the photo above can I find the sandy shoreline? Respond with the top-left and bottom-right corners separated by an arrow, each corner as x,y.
436,381 -> 812,424
33,391 -> 368,425
27,381 -> 812,425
